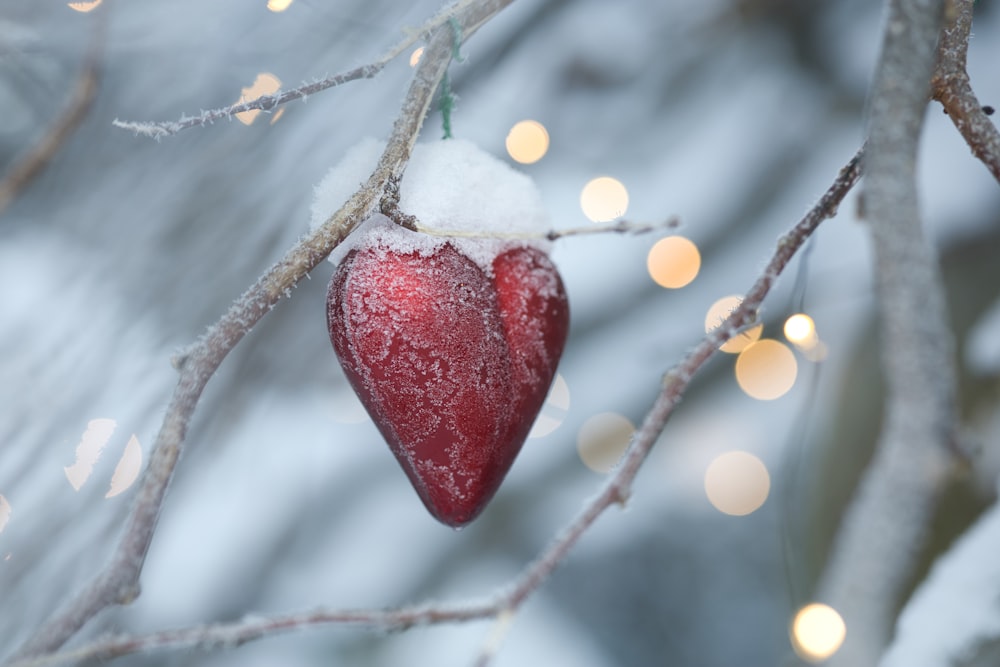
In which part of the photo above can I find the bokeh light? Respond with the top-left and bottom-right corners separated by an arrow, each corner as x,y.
577,412 -> 634,473
647,236 -> 701,289
705,295 -> 762,354
505,120 -> 550,164
791,603 -> 847,662
784,313 -> 819,350
704,451 -> 770,516
580,176 -> 629,222
735,339 -> 798,400
0,495 -> 10,535
67,0 -> 102,11
235,73 -> 282,125
409,47 -> 424,67
529,374 -> 570,438
267,0 -> 293,11
64,418 -> 116,491
106,434 -> 143,499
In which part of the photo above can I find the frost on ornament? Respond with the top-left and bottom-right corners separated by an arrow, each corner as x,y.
315,139 -> 569,527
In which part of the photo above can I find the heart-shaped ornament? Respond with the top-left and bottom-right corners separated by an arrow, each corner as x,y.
327,233 -> 567,526
313,139 -> 568,526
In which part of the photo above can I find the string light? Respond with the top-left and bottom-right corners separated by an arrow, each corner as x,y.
235,73 -> 282,125
791,603 -> 847,662
580,177 -> 629,222
67,0 -> 102,11
704,451 -> 770,516
735,339 -> 797,400
529,374 -> 570,438
577,412 -> 634,472
105,435 -> 143,498
505,120 -> 550,164
647,236 -> 701,289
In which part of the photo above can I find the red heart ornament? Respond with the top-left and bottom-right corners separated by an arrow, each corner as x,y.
327,235 -> 569,527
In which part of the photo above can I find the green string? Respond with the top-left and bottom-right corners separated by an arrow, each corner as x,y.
448,17 -> 466,63
440,16 -> 465,139
440,71 -> 456,139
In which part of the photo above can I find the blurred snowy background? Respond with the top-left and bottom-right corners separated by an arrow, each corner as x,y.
2,0 -> 1000,665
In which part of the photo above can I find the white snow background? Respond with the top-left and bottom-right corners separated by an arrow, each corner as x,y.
2,1 -> 1000,666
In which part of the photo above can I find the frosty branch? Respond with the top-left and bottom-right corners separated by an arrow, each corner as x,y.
111,0 -> 487,139
411,217 -> 681,241
3,0 -> 512,663
931,0 -> 1000,184
0,15 -> 102,215
5,148 -> 865,667
816,0 -> 963,664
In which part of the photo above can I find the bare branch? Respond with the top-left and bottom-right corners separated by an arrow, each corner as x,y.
111,0 -> 485,139
5,602 -> 498,667
0,18 -> 102,215
411,217 -> 681,241
7,147 -> 863,667
931,0 -> 1000,184
816,0 -> 962,664
3,1 -> 514,662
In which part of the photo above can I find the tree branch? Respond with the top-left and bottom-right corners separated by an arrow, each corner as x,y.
410,217 -> 681,241
816,1 -> 961,664
0,17 -> 102,215
111,0 -> 486,139
3,1 -> 513,663
931,0 -> 1000,184
5,147 -> 864,667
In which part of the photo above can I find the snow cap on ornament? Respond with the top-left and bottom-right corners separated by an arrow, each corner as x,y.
310,138 -> 554,268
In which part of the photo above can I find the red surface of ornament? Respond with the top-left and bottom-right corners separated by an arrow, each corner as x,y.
327,241 -> 569,527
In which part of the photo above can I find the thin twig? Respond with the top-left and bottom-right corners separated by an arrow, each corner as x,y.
817,0 -> 961,664
6,603 -> 498,667
6,148 -> 864,667
3,1 -> 513,663
111,0 -> 483,139
0,17 -> 103,215
412,217 -> 681,241
931,0 -> 1000,184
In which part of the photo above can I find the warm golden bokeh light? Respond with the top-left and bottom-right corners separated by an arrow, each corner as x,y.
647,236 -> 701,289
735,339 -> 798,400
267,0 -> 293,11
64,418 -> 116,491
235,73 -> 282,125
0,495 -> 10,535
705,295 -> 763,354
704,451 -> 770,516
529,374 -> 571,439
791,603 -> 847,662
67,0 -> 102,11
580,176 -> 629,222
784,313 -> 819,350
505,120 -> 550,164
106,434 -> 143,499
409,47 -> 424,67
577,412 -> 634,473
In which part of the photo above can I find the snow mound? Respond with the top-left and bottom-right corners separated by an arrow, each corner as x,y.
310,138 -> 551,270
